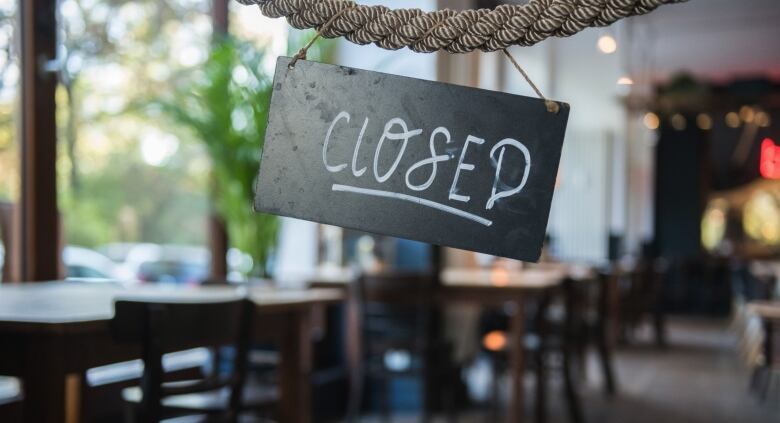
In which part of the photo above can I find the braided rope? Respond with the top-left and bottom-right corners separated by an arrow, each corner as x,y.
234,0 -> 686,54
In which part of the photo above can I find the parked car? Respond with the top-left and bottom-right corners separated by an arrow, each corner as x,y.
107,243 -> 210,285
63,246 -> 118,280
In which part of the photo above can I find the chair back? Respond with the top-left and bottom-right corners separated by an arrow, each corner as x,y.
354,273 -> 438,348
110,298 -> 253,422
556,272 -> 612,344
346,272 -> 443,421
358,272 -> 437,305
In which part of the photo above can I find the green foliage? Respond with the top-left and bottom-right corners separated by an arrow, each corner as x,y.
53,0 -> 215,249
150,37 -> 280,276
58,147 -> 209,247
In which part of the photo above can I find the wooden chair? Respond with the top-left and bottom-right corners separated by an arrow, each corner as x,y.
747,301 -> 780,404
619,259 -> 667,347
110,298 -> 277,422
346,272 -> 456,422
479,283 -> 584,423
564,274 -> 617,396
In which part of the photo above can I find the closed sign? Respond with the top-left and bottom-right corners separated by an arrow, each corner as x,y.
255,57 -> 569,262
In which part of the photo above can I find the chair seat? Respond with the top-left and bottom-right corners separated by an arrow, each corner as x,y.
0,376 -> 23,422
162,414 -> 272,423
87,348 -> 210,387
0,377 -> 21,406
122,380 -> 278,414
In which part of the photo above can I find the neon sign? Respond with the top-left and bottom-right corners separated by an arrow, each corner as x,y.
760,138 -> 780,179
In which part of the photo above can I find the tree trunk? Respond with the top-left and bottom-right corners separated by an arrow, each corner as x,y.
64,79 -> 79,194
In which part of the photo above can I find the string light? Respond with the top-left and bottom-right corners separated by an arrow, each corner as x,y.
671,114 -> 686,131
696,113 -> 712,130
755,111 -> 771,128
725,112 -> 741,128
643,112 -> 660,130
739,105 -> 755,123
597,34 -> 618,54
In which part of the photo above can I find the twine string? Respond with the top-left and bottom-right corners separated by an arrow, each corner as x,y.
289,5 -> 354,68
502,49 -> 559,114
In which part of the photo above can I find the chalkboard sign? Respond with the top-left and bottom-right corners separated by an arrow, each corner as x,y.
255,57 -> 569,262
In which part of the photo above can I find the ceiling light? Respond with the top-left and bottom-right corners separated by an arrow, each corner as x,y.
597,35 -> 618,54
617,76 -> 634,85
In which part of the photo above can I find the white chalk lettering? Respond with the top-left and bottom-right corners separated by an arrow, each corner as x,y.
448,135 -> 485,203
351,117 -> 369,177
486,138 -> 531,210
405,127 -> 452,191
323,111 -> 350,173
320,110 -> 535,226
333,184 -> 493,227
373,118 -> 423,183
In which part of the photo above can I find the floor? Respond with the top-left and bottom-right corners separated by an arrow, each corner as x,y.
564,318 -> 778,423
4,318 -> 775,423
359,317 -> 780,423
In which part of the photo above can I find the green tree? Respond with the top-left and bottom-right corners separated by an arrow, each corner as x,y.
150,38 -> 279,276
55,0 -> 214,248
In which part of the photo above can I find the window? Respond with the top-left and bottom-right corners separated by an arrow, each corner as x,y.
0,0 -> 19,282
56,0 -> 213,282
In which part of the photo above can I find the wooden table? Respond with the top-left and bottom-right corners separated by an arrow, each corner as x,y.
0,281 -> 343,423
748,301 -> 780,321
440,267 -> 571,423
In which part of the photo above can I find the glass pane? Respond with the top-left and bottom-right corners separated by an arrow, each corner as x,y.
0,0 -> 19,283
57,0 -> 213,283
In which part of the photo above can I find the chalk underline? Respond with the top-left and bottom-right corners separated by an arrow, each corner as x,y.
331,184 -> 493,227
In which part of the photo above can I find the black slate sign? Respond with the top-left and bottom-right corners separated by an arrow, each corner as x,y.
255,57 -> 570,262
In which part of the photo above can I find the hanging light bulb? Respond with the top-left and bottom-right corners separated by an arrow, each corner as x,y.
597,34 -> 618,54
696,113 -> 713,130
725,112 -> 741,128
739,105 -> 755,123
644,112 -> 660,130
671,114 -> 687,131
755,111 -> 771,128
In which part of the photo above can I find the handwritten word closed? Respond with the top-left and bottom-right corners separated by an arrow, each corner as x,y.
322,111 -> 531,227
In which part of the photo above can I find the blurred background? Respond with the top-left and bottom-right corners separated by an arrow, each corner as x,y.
1,0 -> 780,422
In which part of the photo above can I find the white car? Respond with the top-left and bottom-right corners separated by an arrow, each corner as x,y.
107,243 -> 210,285
63,246 -> 118,280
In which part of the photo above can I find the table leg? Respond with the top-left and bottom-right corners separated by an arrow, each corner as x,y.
65,373 -> 82,423
606,273 -> 620,348
278,310 -> 313,423
21,336 -> 66,423
507,296 -> 525,423
345,285 -> 363,422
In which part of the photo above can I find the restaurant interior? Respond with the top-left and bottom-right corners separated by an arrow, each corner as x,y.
1,0 -> 779,422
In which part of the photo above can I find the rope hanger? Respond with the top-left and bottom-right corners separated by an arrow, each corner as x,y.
245,0 -> 686,114
236,0 -> 686,54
